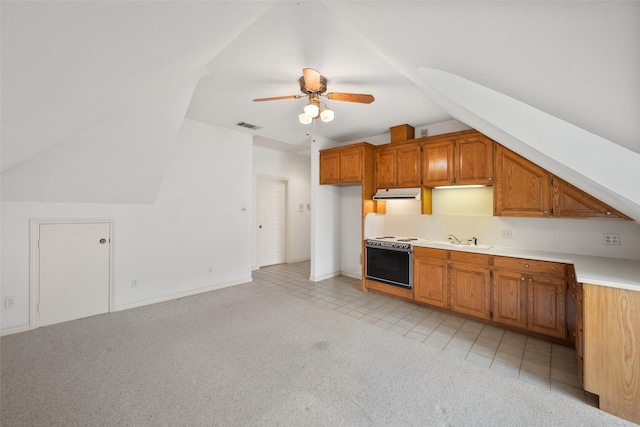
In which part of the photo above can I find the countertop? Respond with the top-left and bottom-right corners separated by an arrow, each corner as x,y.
412,241 -> 640,292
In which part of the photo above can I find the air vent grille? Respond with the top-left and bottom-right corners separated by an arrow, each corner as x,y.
236,122 -> 262,130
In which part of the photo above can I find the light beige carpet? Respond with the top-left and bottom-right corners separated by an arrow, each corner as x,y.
1,280 -> 633,426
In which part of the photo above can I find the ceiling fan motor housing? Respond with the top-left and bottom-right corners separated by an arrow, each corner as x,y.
299,76 -> 327,94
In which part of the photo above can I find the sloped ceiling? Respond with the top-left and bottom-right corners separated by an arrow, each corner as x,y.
1,1 -> 639,209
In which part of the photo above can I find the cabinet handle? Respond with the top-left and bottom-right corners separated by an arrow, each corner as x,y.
521,276 -> 526,281
543,210 -> 549,215
488,177 -> 493,181
524,263 -> 529,268
606,211 -> 612,215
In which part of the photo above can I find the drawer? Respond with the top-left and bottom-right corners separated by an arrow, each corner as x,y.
493,256 -> 566,277
413,247 -> 447,260
448,250 -> 491,266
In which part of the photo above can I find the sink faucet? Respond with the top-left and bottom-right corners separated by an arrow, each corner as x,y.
448,234 -> 463,244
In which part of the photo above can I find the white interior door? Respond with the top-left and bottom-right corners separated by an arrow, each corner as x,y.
258,177 -> 286,267
37,222 -> 111,327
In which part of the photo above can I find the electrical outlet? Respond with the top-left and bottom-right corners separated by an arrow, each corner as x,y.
501,229 -> 512,239
131,278 -> 138,288
604,234 -> 620,245
5,297 -> 15,309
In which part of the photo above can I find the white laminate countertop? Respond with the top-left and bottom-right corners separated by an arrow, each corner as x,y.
412,241 -> 640,292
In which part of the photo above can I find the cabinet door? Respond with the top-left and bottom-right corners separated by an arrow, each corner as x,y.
375,147 -> 397,188
527,275 -> 566,339
423,140 -> 454,187
319,151 -> 340,184
491,270 -> 527,329
455,136 -> 494,185
396,144 -> 422,188
494,145 -> 552,217
414,257 -> 448,308
552,177 -> 631,220
449,263 -> 491,320
339,147 -> 363,183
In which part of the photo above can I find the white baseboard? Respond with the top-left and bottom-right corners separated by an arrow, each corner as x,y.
1,324 -> 30,337
310,271 -> 340,282
114,276 -> 253,312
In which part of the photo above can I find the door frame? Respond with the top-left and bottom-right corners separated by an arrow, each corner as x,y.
29,218 -> 115,330
257,175 -> 289,267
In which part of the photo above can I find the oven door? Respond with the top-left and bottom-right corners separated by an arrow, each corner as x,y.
365,246 -> 412,289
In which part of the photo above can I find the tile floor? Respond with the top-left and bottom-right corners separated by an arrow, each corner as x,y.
254,261 -> 598,407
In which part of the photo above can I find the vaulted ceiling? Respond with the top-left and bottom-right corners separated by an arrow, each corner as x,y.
2,2 -> 639,211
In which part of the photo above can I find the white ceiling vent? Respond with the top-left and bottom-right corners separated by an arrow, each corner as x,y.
236,122 -> 262,130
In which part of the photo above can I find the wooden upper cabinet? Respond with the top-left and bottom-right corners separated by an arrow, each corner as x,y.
422,140 -> 454,186
552,178 -> 631,220
319,151 -> 341,184
320,142 -> 374,185
375,142 -> 421,188
455,135 -> 494,185
422,131 -> 494,187
494,144 -> 552,217
339,146 -> 364,183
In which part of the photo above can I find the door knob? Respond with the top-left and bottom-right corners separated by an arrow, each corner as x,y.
259,225 -> 263,229
99,238 -> 107,244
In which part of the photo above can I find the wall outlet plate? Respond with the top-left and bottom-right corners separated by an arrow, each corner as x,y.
4,296 -> 15,309
604,234 -> 620,245
501,229 -> 512,239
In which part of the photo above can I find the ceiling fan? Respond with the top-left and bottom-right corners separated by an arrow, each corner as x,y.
253,68 -> 375,123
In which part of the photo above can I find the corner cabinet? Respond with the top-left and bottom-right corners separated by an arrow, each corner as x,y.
319,143 -> 374,185
422,131 -> 494,187
375,142 -> 421,188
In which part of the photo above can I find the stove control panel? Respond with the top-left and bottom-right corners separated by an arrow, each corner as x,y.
365,239 -> 411,251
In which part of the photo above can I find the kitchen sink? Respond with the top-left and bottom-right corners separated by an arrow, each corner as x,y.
424,241 -> 493,251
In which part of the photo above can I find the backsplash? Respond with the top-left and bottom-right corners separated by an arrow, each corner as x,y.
366,212 -> 640,260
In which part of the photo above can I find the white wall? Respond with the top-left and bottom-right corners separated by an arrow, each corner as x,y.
310,136 -> 341,281
252,146 -> 311,268
340,185 -> 363,278
1,119 -> 253,333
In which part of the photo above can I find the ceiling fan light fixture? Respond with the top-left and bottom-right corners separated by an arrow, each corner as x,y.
303,102 -> 319,118
320,106 -> 334,122
298,111 -> 313,125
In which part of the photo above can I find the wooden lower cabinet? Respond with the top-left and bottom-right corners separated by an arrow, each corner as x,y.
449,262 -> 491,320
526,275 -> 566,339
491,270 -> 527,329
413,249 -> 448,308
412,250 -> 569,342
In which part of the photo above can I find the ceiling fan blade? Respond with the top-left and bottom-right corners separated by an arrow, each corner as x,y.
253,95 -> 303,102
325,92 -> 375,104
303,68 -> 321,92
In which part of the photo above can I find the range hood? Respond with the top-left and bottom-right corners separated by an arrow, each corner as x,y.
373,188 -> 421,200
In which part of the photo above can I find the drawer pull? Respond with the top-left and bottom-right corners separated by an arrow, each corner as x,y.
524,263 -> 529,268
